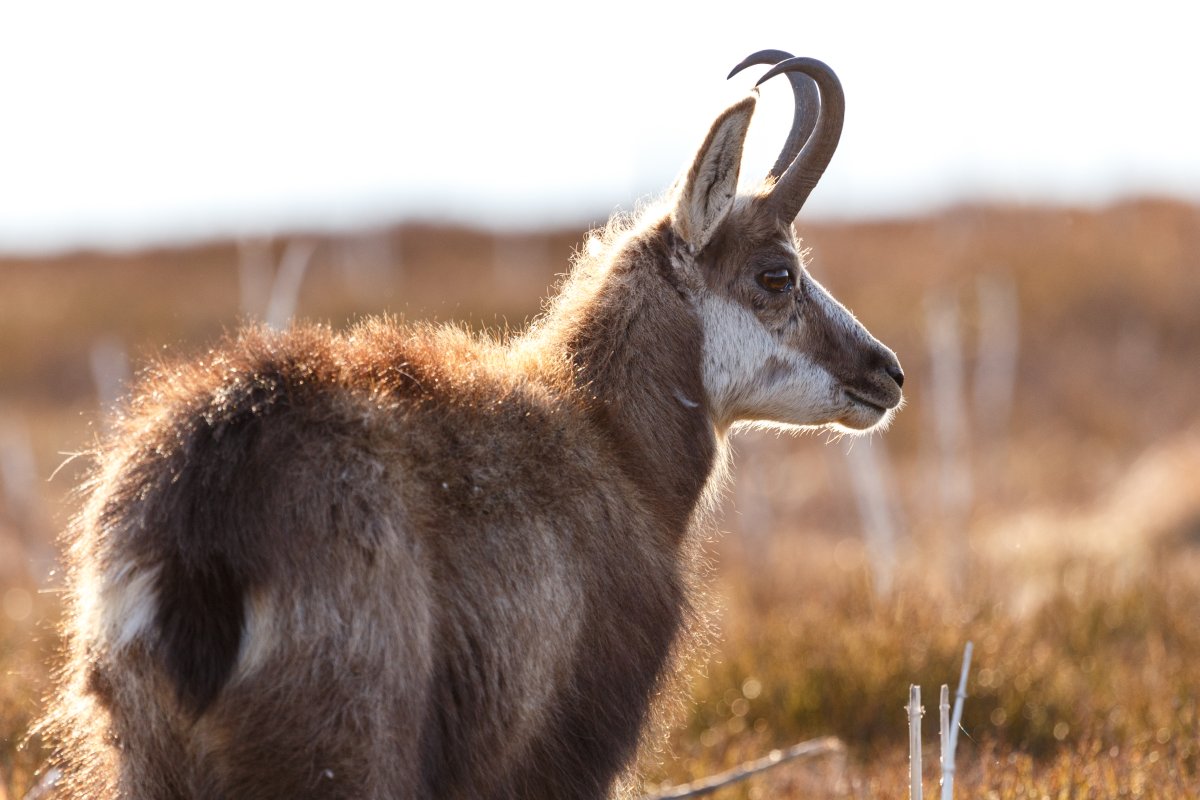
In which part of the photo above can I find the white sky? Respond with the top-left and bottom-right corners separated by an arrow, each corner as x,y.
2,0 -> 1199,253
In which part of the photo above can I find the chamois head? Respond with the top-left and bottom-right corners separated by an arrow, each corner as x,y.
667,52 -> 904,433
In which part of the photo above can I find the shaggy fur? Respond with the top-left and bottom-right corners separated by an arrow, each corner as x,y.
45,89 -> 902,799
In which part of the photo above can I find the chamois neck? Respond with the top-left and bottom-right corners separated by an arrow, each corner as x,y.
526,221 -> 719,539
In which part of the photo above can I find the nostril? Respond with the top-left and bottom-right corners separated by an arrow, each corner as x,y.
886,363 -> 905,389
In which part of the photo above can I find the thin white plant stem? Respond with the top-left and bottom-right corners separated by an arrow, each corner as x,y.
944,641 -> 974,800
909,684 -> 923,800
939,684 -> 951,800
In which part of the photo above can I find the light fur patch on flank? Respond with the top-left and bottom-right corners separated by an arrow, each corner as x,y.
505,519 -> 585,733
99,563 -> 160,651
235,588 -> 275,678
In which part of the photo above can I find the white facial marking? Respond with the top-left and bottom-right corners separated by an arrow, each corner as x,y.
698,294 -> 842,430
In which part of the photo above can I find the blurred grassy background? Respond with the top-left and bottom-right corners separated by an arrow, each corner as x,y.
2,199 -> 1199,797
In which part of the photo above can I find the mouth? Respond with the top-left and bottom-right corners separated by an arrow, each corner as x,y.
844,389 -> 891,415
836,389 -> 899,432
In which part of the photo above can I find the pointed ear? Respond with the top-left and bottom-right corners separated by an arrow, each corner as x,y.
671,93 -> 757,252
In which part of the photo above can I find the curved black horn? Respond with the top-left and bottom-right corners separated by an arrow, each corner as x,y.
727,49 -> 820,180
755,56 -> 844,223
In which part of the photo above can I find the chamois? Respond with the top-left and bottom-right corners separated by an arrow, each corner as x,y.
46,52 -> 904,799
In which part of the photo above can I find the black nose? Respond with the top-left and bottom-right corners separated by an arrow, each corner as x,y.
886,363 -> 905,389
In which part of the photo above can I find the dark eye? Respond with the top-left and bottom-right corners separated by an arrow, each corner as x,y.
756,267 -> 795,293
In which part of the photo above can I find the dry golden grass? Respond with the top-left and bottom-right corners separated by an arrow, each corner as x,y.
2,199 -> 1199,797
643,520 -> 1200,797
